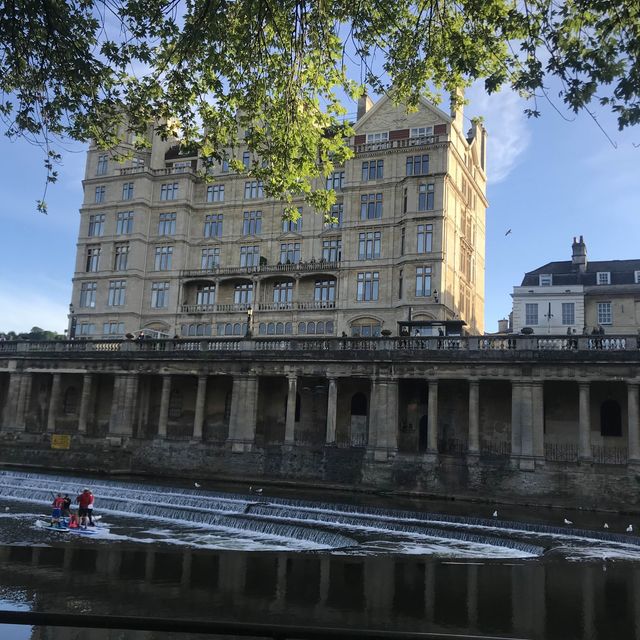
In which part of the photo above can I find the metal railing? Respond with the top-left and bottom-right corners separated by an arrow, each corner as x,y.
181,260 -> 339,279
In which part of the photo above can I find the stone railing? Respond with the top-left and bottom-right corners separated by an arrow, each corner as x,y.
1,334 -> 638,355
181,260 -> 339,279
354,134 -> 445,155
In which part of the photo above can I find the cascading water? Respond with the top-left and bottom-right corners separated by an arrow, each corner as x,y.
1,469 -> 638,559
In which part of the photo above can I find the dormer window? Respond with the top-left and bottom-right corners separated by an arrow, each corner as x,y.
539,274 -> 552,286
366,132 -> 388,144
410,126 -> 433,138
597,272 -> 610,285
635,270 -> 640,284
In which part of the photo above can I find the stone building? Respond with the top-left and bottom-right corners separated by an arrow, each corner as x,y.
70,94 -> 487,339
511,236 -> 640,335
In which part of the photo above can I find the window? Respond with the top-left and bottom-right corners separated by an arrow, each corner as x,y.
244,180 -> 263,199
406,154 -> 430,176
597,302 -> 612,325
206,185 -> 225,202
131,157 -> 145,169
358,231 -> 381,260
242,151 -> 251,169
107,280 -> 126,306
525,303 -> 539,326
398,269 -> 403,298
360,193 -> 383,220
314,280 -> 335,302
201,247 -> 220,270
415,266 -> 432,297
181,323 -> 213,337
103,321 -> 125,336
154,246 -> 173,271
539,274 -> 553,286
282,207 -> 302,233
279,242 -> 301,264
460,245 -> 472,281
122,182 -> 134,200
172,161 -> 191,173
78,322 -> 96,336
242,210 -> 262,235
562,302 -> 575,325
204,214 -> 223,238
88,214 -> 105,237
96,155 -> 108,175
403,187 -> 407,214
158,212 -> 176,235
94,186 -> 105,203
418,183 -> 435,211
85,245 -> 101,272
196,285 -> 216,305
597,272 -> 611,285
221,157 -> 229,173
234,282 -> 253,304
114,243 -> 129,271
261,322 -> 294,336
351,320 -> 381,337
357,271 -> 379,301
410,126 -> 433,138
273,281 -> 293,304
325,203 -> 343,229
326,171 -> 345,191
366,132 -> 388,143
361,160 -> 384,181
116,211 -> 134,235
417,224 -> 433,253
322,239 -> 342,262
151,281 -> 170,308
401,227 -> 405,255
240,245 -> 259,267
635,271 -> 640,284
160,183 -> 178,201
79,282 -> 97,308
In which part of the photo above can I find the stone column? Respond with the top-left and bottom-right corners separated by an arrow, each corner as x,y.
228,374 -> 258,451
427,381 -> 438,455
46,374 -> 62,433
519,383 -> 535,470
325,377 -> 337,444
578,382 -> 592,462
15,372 -> 32,430
158,374 -> 172,438
532,382 -> 545,462
369,378 -> 398,459
1,372 -> 22,428
77,373 -> 93,434
628,383 -> 640,464
121,374 -> 139,436
284,375 -> 297,445
468,380 -> 480,457
511,381 -> 522,459
193,374 -> 207,440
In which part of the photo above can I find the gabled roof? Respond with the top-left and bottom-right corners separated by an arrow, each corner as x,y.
521,259 -> 640,286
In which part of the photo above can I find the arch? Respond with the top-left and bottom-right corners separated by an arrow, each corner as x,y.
267,322 -> 275,335
601,399 -> 622,437
350,316 -> 383,337
259,322 -> 266,335
298,322 -> 306,335
224,323 -> 233,335
276,322 -> 284,335
285,322 -> 292,334
351,392 -> 368,416
326,321 -> 335,334
232,322 -> 242,335
316,321 -> 325,334
307,321 -> 316,335
63,387 -> 79,415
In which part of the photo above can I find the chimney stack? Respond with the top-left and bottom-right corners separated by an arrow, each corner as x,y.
357,94 -> 373,120
497,318 -> 509,334
450,87 -> 465,134
571,235 -> 587,273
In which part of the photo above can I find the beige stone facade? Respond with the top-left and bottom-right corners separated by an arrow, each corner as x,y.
70,95 -> 487,339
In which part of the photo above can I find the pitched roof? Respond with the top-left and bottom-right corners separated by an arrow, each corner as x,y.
521,259 -> 640,286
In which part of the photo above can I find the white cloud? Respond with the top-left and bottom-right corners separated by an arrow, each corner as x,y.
467,84 -> 531,184
0,285 -> 69,334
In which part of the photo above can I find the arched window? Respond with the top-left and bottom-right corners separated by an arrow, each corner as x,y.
233,323 -> 242,335
351,318 -> 382,337
168,390 -> 182,418
259,323 -> 266,335
308,322 -> 316,335
285,322 -> 292,334
63,387 -> 78,415
601,400 -> 622,437
225,323 -> 233,335
276,322 -> 284,335
267,322 -> 275,335
316,321 -> 325,334
326,321 -> 335,334
351,392 -> 368,416
298,322 -> 306,335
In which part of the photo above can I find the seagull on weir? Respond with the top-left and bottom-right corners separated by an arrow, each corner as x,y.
492,510 -> 498,518
604,523 -> 609,529
627,524 -> 633,533
4,506 -> 9,512
194,482 -> 201,488
250,486 -> 263,494
564,518 -> 573,525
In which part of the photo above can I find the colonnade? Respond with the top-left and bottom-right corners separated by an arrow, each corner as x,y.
1,368 -> 639,467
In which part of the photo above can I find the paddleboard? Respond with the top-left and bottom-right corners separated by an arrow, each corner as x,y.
35,520 -> 104,535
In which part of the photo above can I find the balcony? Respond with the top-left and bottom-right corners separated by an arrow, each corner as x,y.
181,260 -> 339,279
180,300 -> 336,314
354,134 -> 445,155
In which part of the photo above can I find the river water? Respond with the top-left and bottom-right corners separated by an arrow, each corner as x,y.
0,469 -> 639,639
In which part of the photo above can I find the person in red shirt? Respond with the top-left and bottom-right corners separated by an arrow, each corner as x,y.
75,489 -> 94,528
51,494 -> 65,526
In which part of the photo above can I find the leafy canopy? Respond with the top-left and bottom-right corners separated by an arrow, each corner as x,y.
1,0 -> 638,213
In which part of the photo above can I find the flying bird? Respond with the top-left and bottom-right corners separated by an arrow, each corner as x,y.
627,524 -> 633,533
492,510 -> 498,518
564,518 -> 573,525
504,229 -> 512,236
194,482 -> 201,488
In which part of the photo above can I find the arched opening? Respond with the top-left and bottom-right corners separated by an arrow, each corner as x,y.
63,387 -> 78,415
601,399 -> 622,437
350,317 -> 382,337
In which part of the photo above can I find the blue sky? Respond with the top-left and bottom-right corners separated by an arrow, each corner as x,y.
0,86 -> 638,334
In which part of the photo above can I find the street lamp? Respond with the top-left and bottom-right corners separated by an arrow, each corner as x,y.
68,304 -> 77,340
246,306 -> 253,337
433,289 -> 439,304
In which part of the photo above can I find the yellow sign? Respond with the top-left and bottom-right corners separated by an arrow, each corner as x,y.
51,434 -> 71,450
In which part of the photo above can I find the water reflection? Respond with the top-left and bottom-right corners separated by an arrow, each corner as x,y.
1,542 -> 639,639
